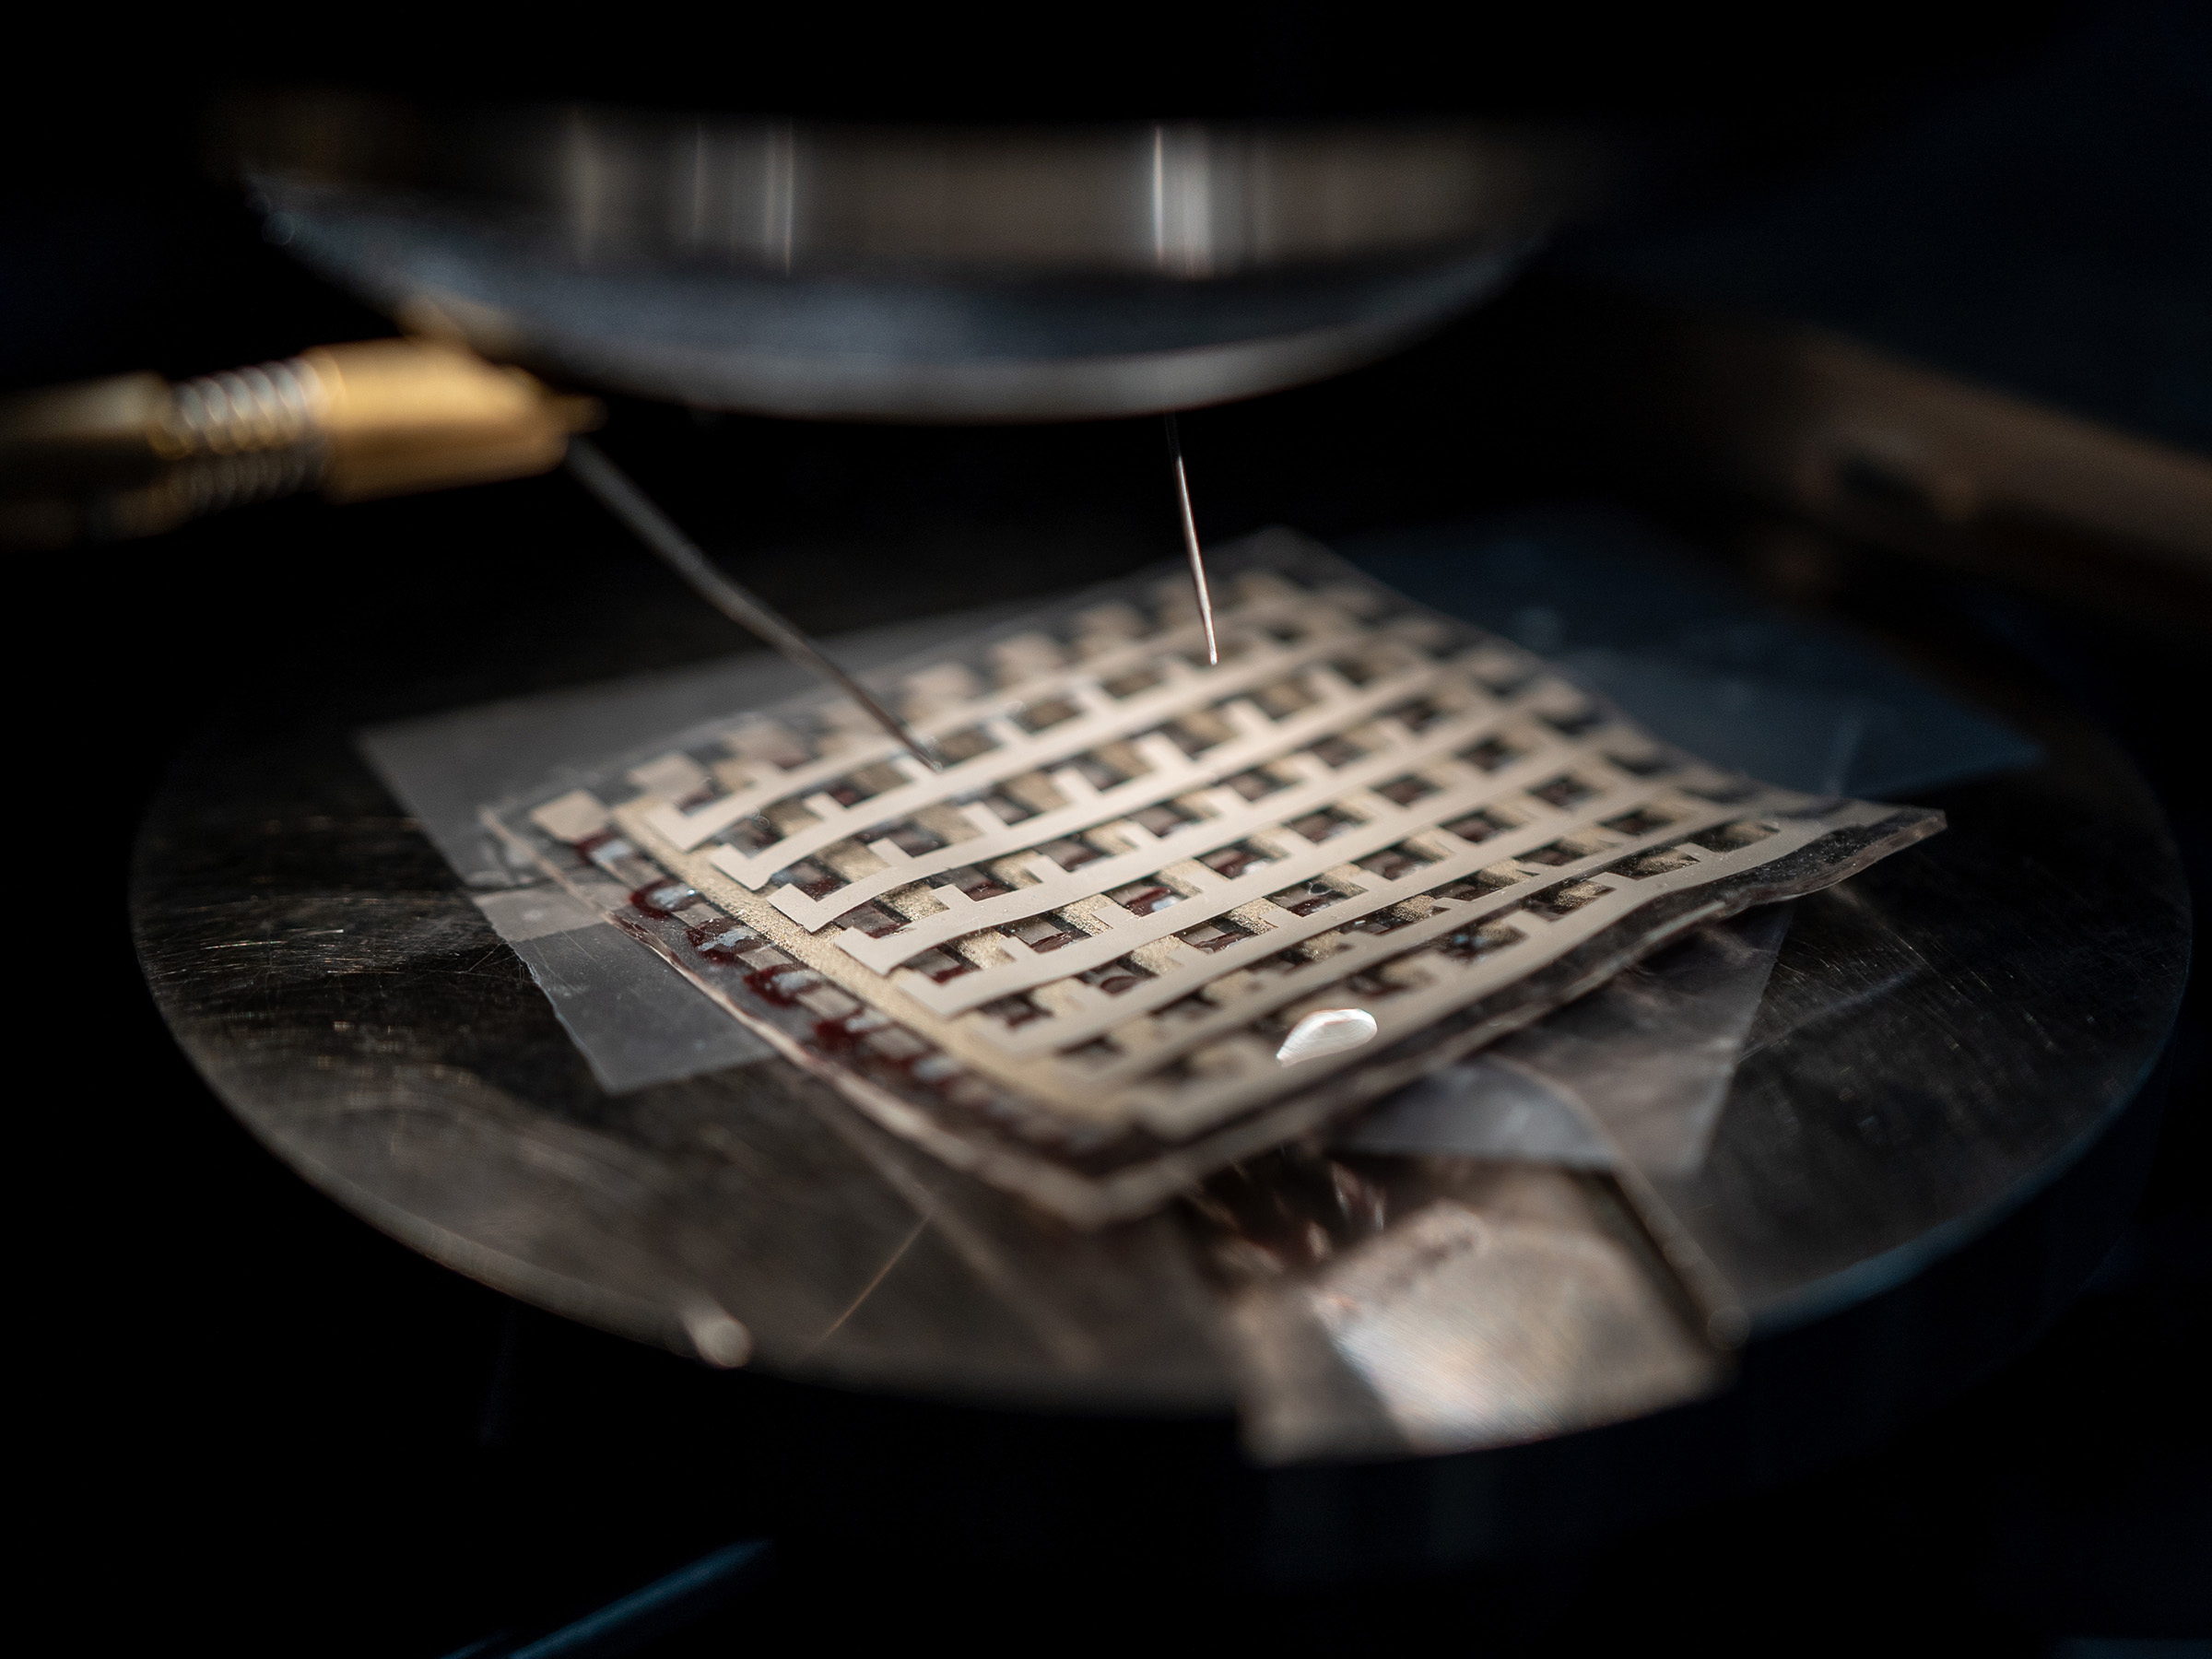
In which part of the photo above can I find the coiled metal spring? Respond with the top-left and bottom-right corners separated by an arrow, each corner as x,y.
160,359 -> 327,458
139,358 -> 331,523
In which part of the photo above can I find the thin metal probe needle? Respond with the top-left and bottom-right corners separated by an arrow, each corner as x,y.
566,438 -> 941,771
1163,413 -> 1219,666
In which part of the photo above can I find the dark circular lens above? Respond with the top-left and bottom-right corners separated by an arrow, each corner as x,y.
222,96 -> 1604,420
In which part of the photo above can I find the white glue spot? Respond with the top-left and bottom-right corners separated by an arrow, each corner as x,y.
1275,1006 -> 1380,1065
680,1301 -> 754,1369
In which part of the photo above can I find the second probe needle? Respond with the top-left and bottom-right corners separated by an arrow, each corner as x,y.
1164,414 -> 1219,666
566,438 -> 940,771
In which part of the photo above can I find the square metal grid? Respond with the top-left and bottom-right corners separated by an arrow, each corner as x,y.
489,531 -> 1939,1223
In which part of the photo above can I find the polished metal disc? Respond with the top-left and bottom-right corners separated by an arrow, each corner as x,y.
222,99 -> 1599,418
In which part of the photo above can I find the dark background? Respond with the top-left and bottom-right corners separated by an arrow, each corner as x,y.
7,3 -> 2205,1652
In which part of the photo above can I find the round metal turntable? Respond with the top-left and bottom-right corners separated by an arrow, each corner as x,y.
130,558 -> 2188,1577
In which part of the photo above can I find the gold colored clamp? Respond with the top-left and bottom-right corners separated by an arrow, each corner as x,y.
0,338 -> 600,547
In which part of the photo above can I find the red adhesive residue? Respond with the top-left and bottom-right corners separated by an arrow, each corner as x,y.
630,878 -> 695,917
1113,886 -> 1177,916
686,919 -> 753,962
744,965 -> 818,1005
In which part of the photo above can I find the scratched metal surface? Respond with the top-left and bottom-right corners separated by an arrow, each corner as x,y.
1646,718 -> 2190,1328
130,675 -> 2188,1458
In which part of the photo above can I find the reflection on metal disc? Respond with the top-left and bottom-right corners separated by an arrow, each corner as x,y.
680,1300 -> 754,1369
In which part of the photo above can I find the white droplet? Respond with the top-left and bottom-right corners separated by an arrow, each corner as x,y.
1275,1006 -> 1380,1065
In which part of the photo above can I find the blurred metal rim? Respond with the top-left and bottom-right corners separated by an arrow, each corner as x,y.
218,94 -> 1606,419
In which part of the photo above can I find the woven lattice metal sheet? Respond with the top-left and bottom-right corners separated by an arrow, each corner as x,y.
488,531 -> 1941,1223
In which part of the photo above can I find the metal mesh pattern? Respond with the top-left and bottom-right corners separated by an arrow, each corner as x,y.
491,532 -> 1939,1222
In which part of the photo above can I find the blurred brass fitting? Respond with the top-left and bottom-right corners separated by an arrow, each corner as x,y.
0,338 -> 601,547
